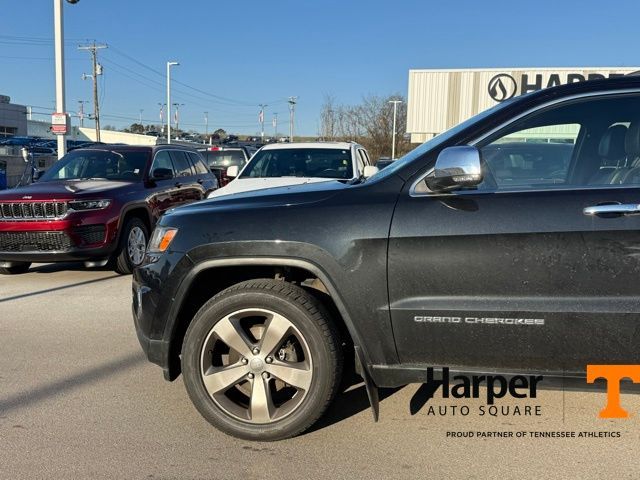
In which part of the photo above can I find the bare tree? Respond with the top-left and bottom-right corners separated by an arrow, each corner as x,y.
319,93 -> 410,162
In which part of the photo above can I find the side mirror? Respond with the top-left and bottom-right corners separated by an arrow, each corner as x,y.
426,146 -> 483,192
226,165 -> 239,178
150,167 -> 173,181
363,165 -> 379,178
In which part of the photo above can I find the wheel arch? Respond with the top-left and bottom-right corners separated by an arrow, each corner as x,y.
164,257 -> 369,381
117,205 -> 153,243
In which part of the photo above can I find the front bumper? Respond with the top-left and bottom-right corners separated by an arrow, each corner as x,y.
0,215 -> 119,263
132,251 -> 194,380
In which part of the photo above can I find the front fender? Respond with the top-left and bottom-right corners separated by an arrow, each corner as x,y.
165,240 -> 398,369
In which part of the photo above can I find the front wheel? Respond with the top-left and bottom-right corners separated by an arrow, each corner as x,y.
182,279 -> 343,441
112,217 -> 149,275
0,262 -> 31,275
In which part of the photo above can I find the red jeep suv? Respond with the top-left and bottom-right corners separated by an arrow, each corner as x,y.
0,145 -> 217,274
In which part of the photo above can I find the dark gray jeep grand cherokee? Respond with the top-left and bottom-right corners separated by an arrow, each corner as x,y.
134,76 -> 640,440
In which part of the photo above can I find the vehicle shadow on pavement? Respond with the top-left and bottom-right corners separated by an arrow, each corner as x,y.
0,351 -> 146,415
30,262 -> 113,273
0,274 -> 121,303
305,373 -> 403,434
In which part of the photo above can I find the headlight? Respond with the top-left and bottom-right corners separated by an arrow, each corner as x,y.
68,199 -> 111,211
148,226 -> 178,253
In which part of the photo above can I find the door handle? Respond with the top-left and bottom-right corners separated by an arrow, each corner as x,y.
583,203 -> 640,216
197,179 -> 204,184
174,182 -> 183,188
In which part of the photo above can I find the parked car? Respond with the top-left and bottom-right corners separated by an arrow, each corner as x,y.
134,75 -> 640,441
198,146 -> 252,187
375,157 -> 394,169
0,145 -> 217,275
208,142 -> 377,198
0,136 -> 44,146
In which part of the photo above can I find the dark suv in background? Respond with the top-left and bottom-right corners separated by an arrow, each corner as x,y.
0,145 -> 217,274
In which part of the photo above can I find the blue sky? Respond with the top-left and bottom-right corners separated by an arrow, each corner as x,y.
1,0 -> 636,136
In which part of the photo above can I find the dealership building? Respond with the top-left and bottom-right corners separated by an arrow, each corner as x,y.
0,94 -> 27,139
406,67 -> 639,144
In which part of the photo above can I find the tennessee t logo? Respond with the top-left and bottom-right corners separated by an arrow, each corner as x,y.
586,365 -> 640,418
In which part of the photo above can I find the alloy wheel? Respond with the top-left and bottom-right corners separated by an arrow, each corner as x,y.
127,226 -> 147,265
199,308 -> 313,424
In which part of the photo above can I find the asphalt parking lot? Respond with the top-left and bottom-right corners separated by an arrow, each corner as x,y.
1,265 -> 640,479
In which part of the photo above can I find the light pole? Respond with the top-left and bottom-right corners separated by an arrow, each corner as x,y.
388,100 -> 403,159
259,104 -> 267,142
166,61 -> 179,143
53,0 -> 75,159
288,96 -> 297,142
273,113 -> 278,139
172,103 -> 184,137
158,102 -> 166,137
204,111 -> 208,141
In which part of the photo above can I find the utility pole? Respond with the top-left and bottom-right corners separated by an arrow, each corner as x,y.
79,42 -> 107,142
166,61 -> 179,144
388,100 -> 403,159
139,109 -> 144,124
78,100 -> 88,127
273,113 -> 278,139
204,111 -> 208,140
288,96 -> 297,142
258,104 -> 267,142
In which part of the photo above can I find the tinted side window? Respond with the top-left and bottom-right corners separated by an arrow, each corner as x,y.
188,152 -> 209,175
476,94 -> 640,191
170,151 -> 194,177
150,151 -> 175,178
481,125 -> 578,188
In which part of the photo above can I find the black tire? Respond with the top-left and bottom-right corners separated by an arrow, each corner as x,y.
182,279 -> 343,441
0,262 -> 31,275
112,217 -> 149,275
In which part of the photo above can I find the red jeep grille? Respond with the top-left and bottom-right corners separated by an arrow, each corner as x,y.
0,202 -> 68,221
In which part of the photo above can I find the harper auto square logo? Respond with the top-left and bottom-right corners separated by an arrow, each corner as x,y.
487,71 -> 627,102
488,74 -> 518,102
587,365 -> 640,418
420,367 -> 544,417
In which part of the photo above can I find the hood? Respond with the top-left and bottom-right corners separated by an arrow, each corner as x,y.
169,179 -> 349,217
0,179 -> 134,201
208,177 -> 339,199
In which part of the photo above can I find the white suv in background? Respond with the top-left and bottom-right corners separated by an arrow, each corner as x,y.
207,142 -> 377,198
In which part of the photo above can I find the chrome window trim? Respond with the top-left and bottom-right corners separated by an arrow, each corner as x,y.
409,88 -> 640,198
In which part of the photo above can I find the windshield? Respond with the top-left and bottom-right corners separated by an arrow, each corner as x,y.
204,150 -> 246,168
371,97 -> 519,180
241,148 -> 354,179
39,149 -> 149,182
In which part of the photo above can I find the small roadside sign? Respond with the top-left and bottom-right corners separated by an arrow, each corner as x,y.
51,113 -> 70,135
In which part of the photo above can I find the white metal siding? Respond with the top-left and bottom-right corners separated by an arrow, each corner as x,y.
407,67 -> 640,143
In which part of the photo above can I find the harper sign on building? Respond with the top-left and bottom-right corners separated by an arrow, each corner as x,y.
406,67 -> 640,143
487,71 -> 629,102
